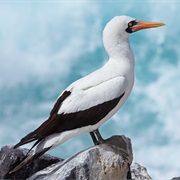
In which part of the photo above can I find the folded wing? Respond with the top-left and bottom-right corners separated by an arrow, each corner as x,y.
14,76 -> 126,149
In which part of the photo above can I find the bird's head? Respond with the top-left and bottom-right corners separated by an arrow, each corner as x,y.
103,15 -> 165,58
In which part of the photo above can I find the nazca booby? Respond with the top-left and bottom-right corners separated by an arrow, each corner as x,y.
10,15 -> 164,173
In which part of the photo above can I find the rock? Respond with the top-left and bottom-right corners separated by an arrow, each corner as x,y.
0,145 -> 63,179
130,163 -> 152,180
171,178 -> 180,180
28,135 -> 133,180
0,135 -> 156,180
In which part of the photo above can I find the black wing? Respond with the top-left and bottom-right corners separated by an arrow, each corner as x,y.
14,91 -> 71,148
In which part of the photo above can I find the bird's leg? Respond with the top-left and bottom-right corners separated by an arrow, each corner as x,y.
89,132 -> 99,145
94,129 -> 105,143
89,129 -> 105,145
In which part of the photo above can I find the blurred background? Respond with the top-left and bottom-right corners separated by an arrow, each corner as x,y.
0,1 -> 179,178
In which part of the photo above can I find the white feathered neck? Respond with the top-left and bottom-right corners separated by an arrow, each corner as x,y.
103,16 -> 135,60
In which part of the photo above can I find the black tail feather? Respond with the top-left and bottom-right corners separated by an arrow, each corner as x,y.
25,138 -> 43,156
9,146 -> 52,174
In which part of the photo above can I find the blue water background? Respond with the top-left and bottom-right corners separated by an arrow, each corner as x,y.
0,1 -> 180,178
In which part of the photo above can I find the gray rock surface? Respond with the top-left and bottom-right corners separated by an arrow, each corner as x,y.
0,145 -> 62,179
28,135 -> 133,180
130,163 -> 152,180
0,135 -> 157,180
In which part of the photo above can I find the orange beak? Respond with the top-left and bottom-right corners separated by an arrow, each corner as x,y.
132,20 -> 165,32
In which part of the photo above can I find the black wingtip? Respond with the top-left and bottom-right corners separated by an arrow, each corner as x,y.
13,134 -> 38,149
13,143 -> 20,149
13,141 -> 24,149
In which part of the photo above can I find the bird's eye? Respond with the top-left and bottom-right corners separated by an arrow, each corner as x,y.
126,20 -> 137,33
128,22 -> 133,27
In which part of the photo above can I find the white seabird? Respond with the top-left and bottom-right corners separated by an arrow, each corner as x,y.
10,15 -> 164,173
